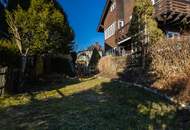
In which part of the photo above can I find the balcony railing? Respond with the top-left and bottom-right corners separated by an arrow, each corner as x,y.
115,0 -> 190,44
154,0 -> 190,17
105,47 -> 132,57
115,23 -> 130,43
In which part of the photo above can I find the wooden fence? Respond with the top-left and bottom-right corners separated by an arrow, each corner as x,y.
0,67 -> 8,96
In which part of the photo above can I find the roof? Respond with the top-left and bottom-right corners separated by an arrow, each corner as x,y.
97,0 -> 112,32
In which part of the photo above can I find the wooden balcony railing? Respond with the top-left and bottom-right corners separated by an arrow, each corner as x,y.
154,0 -> 190,16
115,23 -> 130,43
115,0 -> 190,44
105,47 -> 132,56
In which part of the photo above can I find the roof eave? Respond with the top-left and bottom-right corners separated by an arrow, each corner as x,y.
97,25 -> 104,32
97,0 -> 112,32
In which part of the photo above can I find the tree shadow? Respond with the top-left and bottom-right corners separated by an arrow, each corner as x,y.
100,80 -> 190,130
19,77 -> 97,94
116,55 -> 157,85
0,79 -> 189,130
114,51 -> 190,104
159,77 -> 190,103
98,53 -> 190,128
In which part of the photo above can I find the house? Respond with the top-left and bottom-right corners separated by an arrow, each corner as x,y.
76,43 -> 103,76
97,0 -> 190,55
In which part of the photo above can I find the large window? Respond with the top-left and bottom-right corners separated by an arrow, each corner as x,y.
105,22 -> 116,40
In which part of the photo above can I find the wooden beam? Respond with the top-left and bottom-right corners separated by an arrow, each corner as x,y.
187,19 -> 190,24
187,17 -> 190,24
181,14 -> 189,22
166,12 -> 176,20
156,15 -> 165,22
161,13 -> 170,24
169,13 -> 184,23
181,14 -> 190,23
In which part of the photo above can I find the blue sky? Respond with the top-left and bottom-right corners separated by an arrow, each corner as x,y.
0,0 -> 7,6
59,0 -> 105,51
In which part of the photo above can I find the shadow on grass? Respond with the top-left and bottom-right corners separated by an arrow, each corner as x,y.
0,79 -> 189,130
18,77 -> 97,94
97,53 -> 190,129
159,77 -> 190,103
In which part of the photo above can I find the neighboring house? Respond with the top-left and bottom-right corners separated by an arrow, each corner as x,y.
76,43 -> 103,75
97,0 -> 190,54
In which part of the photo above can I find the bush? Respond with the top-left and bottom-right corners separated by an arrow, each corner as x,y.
0,40 -> 20,67
150,38 -> 190,103
150,38 -> 190,78
43,55 -> 75,77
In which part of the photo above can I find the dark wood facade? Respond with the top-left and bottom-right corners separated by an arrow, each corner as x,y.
98,0 -> 190,51
98,0 -> 134,51
154,0 -> 190,35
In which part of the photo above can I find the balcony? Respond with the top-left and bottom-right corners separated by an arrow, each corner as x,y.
154,0 -> 190,24
115,23 -> 130,44
115,0 -> 190,44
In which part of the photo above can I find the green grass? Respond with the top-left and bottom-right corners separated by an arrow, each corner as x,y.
0,77 -> 189,130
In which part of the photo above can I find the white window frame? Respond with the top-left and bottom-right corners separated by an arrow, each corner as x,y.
118,20 -> 124,29
104,22 -> 116,40
110,2 -> 116,12
166,31 -> 180,39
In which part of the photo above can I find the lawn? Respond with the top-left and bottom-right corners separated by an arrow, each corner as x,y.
0,77 -> 189,130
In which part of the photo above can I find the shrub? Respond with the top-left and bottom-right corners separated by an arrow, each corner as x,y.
150,38 -> 190,78
0,40 -> 20,67
150,38 -> 190,103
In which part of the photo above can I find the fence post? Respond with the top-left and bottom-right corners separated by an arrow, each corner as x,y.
0,66 -> 8,97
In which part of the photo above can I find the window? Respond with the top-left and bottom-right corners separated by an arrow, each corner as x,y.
118,20 -> 124,29
110,2 -> 116,12
166,31 -> 180,39
105,22 -> 116,40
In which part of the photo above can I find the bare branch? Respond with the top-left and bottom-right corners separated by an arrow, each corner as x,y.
6,11 -> 23,54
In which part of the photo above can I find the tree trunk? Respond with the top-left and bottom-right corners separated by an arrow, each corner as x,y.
19,55 -> 27,86
21,55 -> 27,74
